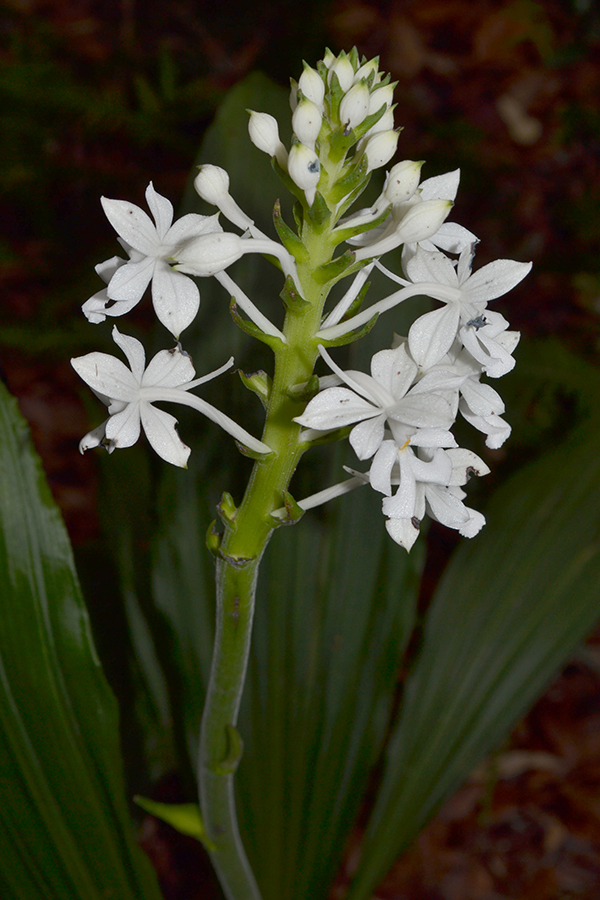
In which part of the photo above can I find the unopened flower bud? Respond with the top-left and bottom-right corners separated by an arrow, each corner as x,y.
292,98 -> 323,149
174,232 -> 246,276
248,111 -> 288,167
363,130 -> 399,171
194,165 -> 255,232
298,64 -> 325,108
339,81 -> 370,130
287,142 -> 321,206
194,165 -> 230,206
322,48 -> 336,69
384,160 -> 424,204
364,106 -> 395,137
289,78 -> 299,111
369,83 -> 395,116
328,54 -> 354,92
395,199 -> 453,244
354,58 -> 380,85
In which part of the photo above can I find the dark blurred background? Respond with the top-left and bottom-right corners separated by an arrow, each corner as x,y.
2,2 -> 600,898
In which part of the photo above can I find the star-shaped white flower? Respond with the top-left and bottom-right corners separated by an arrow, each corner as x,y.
100,182 -> 222,337
71,327 -> 271,467
294,343 -> 456,465
405,245 -> 531,370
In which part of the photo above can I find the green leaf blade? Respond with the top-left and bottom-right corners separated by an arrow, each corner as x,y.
0,382 -> 162,900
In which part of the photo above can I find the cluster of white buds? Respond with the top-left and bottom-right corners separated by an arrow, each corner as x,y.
72,48 -> 531,550
248,48 -> 401,207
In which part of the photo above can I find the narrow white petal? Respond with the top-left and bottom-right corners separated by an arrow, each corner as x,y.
140,403 -> 191,467
145,182 -> 174,240
151,264 -> 200,337
101,197 -> 159,255
111,327 -> 147,382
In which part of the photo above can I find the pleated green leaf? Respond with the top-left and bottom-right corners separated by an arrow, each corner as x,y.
348,415 -> 600,899
238,480 -> 422,900
0,381 -> 162,900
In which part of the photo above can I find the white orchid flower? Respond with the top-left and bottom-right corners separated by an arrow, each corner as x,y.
71,326 -> 271,467
100,182 -> 222,338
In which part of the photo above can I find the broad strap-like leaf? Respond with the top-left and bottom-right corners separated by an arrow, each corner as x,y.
0,381 -> 162,900
348,416 -> 600,899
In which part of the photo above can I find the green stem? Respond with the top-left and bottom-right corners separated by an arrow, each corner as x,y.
198,217 -> 336,900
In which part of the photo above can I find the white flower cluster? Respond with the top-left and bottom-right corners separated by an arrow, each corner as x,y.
72,48 -> 531,550
295,237 -> 529,549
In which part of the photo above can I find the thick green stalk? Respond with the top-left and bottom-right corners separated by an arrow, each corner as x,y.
198,218 -> 337,900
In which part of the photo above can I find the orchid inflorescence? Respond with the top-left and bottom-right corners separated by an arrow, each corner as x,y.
72,47 -> 530,551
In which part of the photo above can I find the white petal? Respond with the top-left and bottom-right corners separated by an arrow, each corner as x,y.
459,507 -> 486,537
432,222 -> 479,253
111,327 -> 147,382
461,326 -> 516,377
79,421 -> 108,453
151,263 -> 200,337
409,304 -> 460,369
405,247 -> 458,288
409,427 -> 457,448
460,378 -> 504,416
459,404 -> 511,448
424,484 -> 470,528
143,347 -> 196,388
145,182 -> 174,240
95,254 -> 127,284
101,197 -> 159,255
105,401 -> 142,447
369,440 -> 398,495
389,392 -> 454,429
419,169 -> 460,201
371,344 -> 417,399
349,415 -> 386,459
165,212 -> 222,245
71,351 -> 138,401
385,515 -> 420,550
463,259 -> 532,304
295,388 -> 379,430
382,455 -> 417,518
140,403 -> 190,467
445,448 -> 490,484
410,448 -> 452,485
107,256 -> 155,304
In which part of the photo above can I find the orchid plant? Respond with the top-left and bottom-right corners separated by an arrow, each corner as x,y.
66,48 -> 535,899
